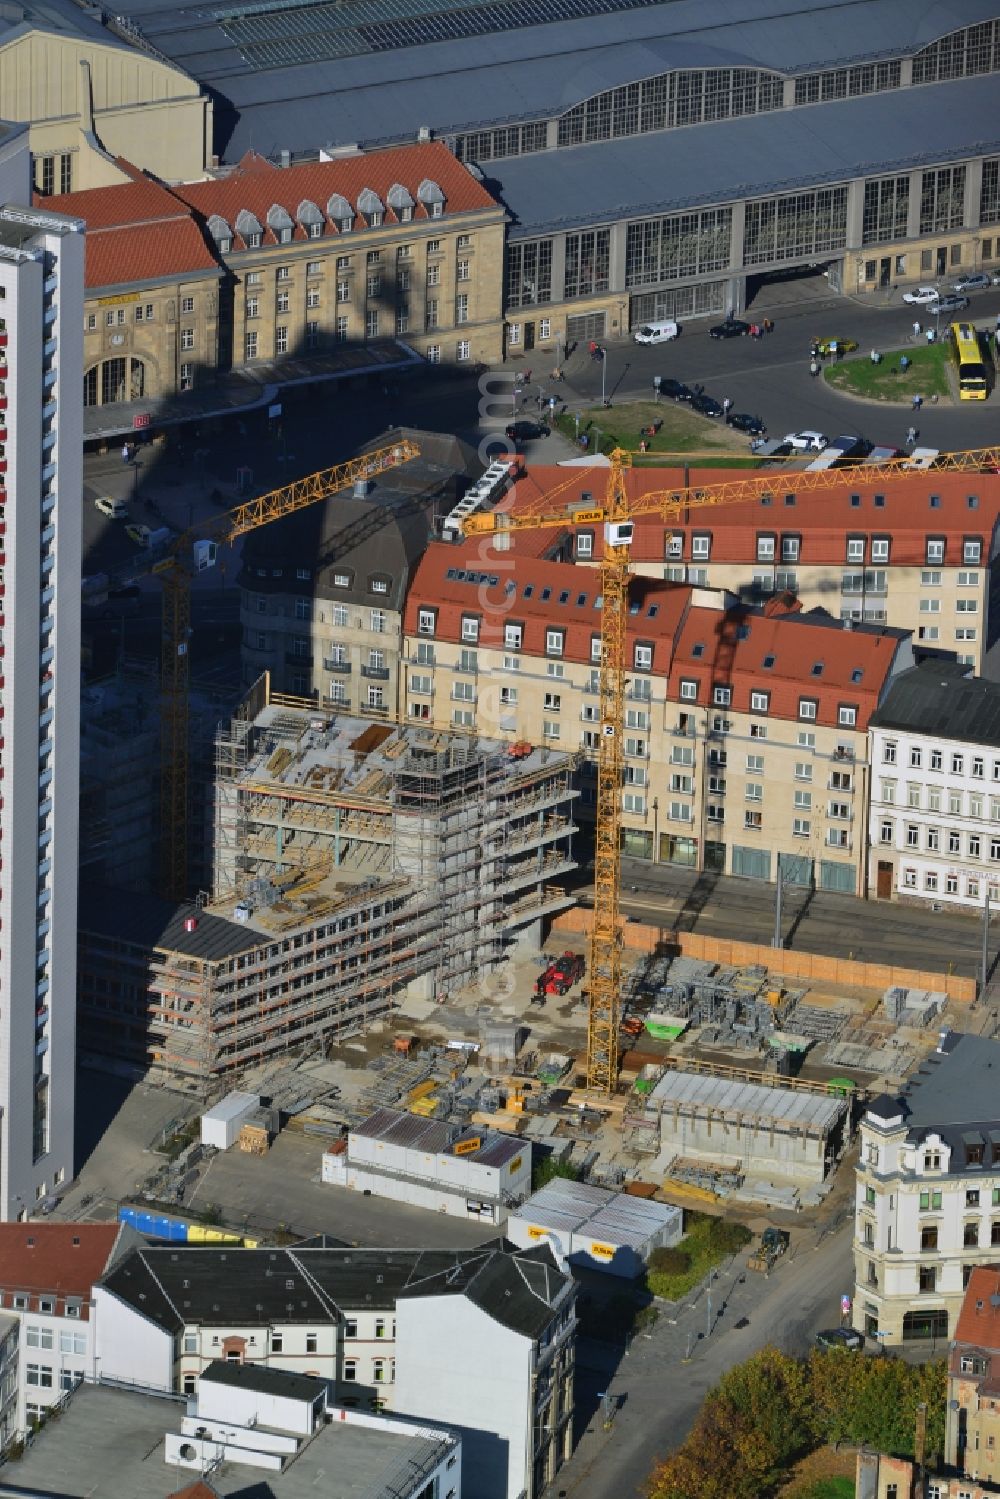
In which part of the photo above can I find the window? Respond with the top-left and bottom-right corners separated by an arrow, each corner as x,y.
26,1326 -> 54,1349
457,259 -> 471,281
417,608 -> 436,636
343,1359 -> 358,1382
275,325 -> 288,354
750,690 -> 769,714
919,1188 -> 943,1210
756,533 -> 775,561
959,570 -> 980,587
306,1332 -> 318,1353
544,719 -> 562,742
634,644 -> 652,670
794,762 -> 813,782
26,1364 -> 53,1388
744,810 -> 762,830
871,536 -> 889,562
838,705 -> 857,727
461,615 -> 480,643
920,1225 -> 938,1250
692,533 -> 711,560
244,330 -> 258,360
546,629 -> 564,656
799,698 -> 817,721
366,310 -> 379,339
846,536 -> 865,562
713,686 -> 731,707
680,679 -> 698,702
795,790 -> 813,809
918,1264 -> 936,1294
926,537 -> 945,563
964,538 -> 983,564
179,362 -> 194,391
179,326 -> 195,352
457,340 -> 471,361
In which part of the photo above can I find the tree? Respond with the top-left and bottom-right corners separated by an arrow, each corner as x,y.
531,1154 -> 580,1192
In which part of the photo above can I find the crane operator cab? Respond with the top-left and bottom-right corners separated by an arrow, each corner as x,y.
606,520 -> 634,547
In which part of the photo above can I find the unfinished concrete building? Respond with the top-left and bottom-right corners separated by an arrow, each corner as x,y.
629,1065 -> 850,1187
78,679 -> 578,1094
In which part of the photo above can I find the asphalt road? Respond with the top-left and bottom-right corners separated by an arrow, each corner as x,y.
580,856 -> 993,979
526,282 -> 1000,459
556,1215 -> 856,1499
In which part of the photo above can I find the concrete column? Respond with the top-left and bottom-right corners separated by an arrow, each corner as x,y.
965,157 -> 984,236
549,231 -> 566,304
607,219 -> 628,295
845,177 -> 866,252
727,200 -> 747,313
905,167 -> 923,241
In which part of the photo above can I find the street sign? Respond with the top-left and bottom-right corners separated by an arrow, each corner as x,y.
132,412 -> 150,429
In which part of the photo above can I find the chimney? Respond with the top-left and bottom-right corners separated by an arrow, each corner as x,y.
279,149 -> 291,169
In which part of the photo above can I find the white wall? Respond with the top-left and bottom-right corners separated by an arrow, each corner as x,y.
197,1377 -> 320,1435
92,1286 -> 174,1390
394,1295 -> 531,1499
869,723 -> 1000,909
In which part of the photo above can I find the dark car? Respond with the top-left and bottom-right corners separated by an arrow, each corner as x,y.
729,412 -> 766,436
709,318 -> 750,339
815,1328 -> 864,1351
659,378 -> 694,402
691,391 -> 723,417
505,420 -> 550,442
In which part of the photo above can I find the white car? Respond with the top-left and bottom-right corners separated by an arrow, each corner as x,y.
94,495 -> 129,519
783,430 -> 829,452
902,285 -> 940,306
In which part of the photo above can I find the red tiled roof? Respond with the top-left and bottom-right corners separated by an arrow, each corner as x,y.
404,542 -> 691,669
83,220 -> 220,289
405,543 -> 902,728
0,1223 -> 121,1298
955,1266 -> 1000,1349
666,602 -> 902,730
174,141 -> 498,249
40,166 -> 221,289
506,465 -> 1000,567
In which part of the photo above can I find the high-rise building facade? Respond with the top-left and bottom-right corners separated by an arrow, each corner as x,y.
0,125 -> 83,1217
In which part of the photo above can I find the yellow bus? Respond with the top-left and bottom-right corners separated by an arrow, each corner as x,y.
949,321 -> 992,400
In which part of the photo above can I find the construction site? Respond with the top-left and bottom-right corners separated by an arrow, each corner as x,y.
77,678 -> 578,1094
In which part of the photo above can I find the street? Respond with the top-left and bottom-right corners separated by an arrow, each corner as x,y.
514,281 -> 1000,461
557,1214 -> 856,1499
584,857 -> 994,979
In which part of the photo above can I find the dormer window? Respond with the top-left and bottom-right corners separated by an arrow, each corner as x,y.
388,183 -> 415,225
328,193 -> 353,234
267,204 -> 295,244
207,214 -> 233,256
298,199 -> 324,240
417,179 -> 446,219
358,187 -> 385,230
235,208 -> 263,250
418,607 -> 436,636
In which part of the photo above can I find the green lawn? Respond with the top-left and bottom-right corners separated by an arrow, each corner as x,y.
823,343 -> 952,403
554,399 -> 762,468
798,1479 -> 855,1499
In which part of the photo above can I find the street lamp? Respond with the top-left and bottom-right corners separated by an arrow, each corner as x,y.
652,796 -> 659,862
601,350 -> 607,407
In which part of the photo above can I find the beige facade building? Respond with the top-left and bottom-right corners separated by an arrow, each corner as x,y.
509,466 -> 1000,678
401,540 -> 912,890
0,14 -> 209,192
46,142 -> 506,414
238,430 -> 478,703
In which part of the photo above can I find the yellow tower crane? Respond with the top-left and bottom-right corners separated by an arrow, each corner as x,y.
154,438 -> 420,900
462,444 -> 1000,1094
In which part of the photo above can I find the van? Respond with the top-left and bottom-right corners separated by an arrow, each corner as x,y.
95,495 -> 129,520
633,319 -> 679,345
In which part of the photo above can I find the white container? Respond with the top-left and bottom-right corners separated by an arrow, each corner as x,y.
201,1091 -> 260,1150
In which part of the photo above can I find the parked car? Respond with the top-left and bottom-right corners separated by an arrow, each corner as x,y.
953,272 -> 991,293
729,412 -> 766,436
934,293 -> 970,313
902,285 -> 941,305
815,1328 -> 864,1351
505,419 -> 549,442
815,337 -> 858,356
709,317 -> 750,339
658,378 -> 694,402
783,430 -> 829,452
691,391 -> 723,417
94,494 -> 129,519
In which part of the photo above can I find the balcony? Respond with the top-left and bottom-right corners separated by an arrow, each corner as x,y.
324,658 -> 351,673
361,664 -> 390,680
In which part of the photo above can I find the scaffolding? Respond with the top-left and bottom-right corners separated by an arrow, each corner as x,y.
120,680 -> 581,1092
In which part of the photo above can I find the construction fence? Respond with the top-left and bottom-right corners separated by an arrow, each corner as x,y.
550,909 -> 977,1005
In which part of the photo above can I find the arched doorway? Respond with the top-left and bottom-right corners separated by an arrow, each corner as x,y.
83,357 -> 146,407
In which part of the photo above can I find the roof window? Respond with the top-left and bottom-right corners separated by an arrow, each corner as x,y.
266,203 -> 294,244
357,186 -> 384,228
763,654 -> 775,668
417,178 -> 446,217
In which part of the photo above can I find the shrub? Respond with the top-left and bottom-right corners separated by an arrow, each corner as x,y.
706,1218 -> 753,1254
647,1246 -> 691,1276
